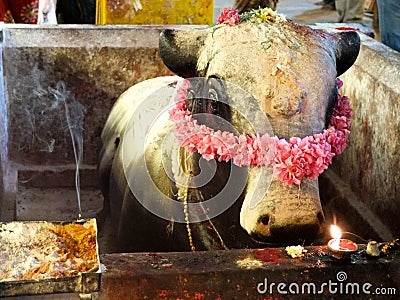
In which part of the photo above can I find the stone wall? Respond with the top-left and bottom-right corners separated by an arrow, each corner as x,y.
0,24 -> 191,220
2,24 -> 174,166
334,33 -> 400,237
0,24 -> 6,209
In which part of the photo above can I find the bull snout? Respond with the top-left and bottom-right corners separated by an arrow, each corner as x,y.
252,210 -> 324,242
240,175 -> 325,243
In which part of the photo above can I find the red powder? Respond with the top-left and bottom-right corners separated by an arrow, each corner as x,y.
335,27 -> 360,32
253,248 -> 281,262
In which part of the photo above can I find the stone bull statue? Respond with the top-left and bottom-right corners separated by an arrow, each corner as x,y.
98,9 -> 360,252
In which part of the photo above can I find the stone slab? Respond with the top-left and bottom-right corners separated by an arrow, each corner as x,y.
98,246 -> 400,299
5,244 -> 400,299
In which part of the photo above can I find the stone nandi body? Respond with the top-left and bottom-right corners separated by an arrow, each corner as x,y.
98,10 -> 360,251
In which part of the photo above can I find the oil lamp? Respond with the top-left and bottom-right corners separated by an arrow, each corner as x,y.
327,225 -> 358,259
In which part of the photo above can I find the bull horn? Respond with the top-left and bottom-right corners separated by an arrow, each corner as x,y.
159,29 -> 207,78
334,31 -> 361,76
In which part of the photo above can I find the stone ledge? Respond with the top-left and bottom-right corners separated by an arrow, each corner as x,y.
99,246 -> 400,299
2,24 -> 206,48
17,165 -> 99,188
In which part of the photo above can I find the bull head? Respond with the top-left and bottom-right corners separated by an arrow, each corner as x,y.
159,19 -> 360,243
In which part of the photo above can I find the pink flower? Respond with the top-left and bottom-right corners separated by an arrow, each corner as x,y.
173,79 -> 190,110
335,94 -> 352,119
232,134 -> 251,166
302,138 -> 333,178
169,107 -> 190,121
214,130 -> 238,162
217,8 -> 240,25
324,127 -> 350,155
259,134 -> 276,167
274,138 -> 305,186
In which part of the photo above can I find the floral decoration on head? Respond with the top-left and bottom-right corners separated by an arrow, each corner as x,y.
216,7 -> 286,26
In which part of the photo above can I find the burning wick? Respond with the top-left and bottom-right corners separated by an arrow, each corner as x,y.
327,225 -> 358,259
330,224 -> 342,249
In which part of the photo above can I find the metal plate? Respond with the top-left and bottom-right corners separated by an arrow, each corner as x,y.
0,219 -> 101,297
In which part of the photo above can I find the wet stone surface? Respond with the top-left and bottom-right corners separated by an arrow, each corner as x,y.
99,245 -> 400,299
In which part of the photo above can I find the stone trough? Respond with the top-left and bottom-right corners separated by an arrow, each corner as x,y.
0,24 -> 399,299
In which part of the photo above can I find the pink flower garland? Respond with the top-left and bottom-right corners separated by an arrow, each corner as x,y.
169,78 -> 352,186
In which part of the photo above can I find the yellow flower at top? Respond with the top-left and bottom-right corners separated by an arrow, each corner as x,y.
240,7 -> 286,24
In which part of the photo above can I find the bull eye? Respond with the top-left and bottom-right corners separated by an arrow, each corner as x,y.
208,88 -> 219,111
186,89 -> 196,111
208,88 -> 218,101
187,89 -> 196,100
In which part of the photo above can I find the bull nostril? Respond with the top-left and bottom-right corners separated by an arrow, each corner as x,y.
259,215 -> 270,226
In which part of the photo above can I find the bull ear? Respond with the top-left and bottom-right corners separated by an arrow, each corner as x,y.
334,31 -> 361,76
159,29 -> 207,78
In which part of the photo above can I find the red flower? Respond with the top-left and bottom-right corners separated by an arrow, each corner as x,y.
217,8 -> 240,25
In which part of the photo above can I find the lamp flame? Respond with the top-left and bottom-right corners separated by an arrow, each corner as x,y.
330,225 -> 342,240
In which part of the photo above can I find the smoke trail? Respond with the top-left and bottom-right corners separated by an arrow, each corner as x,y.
49,81 -> 86,219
